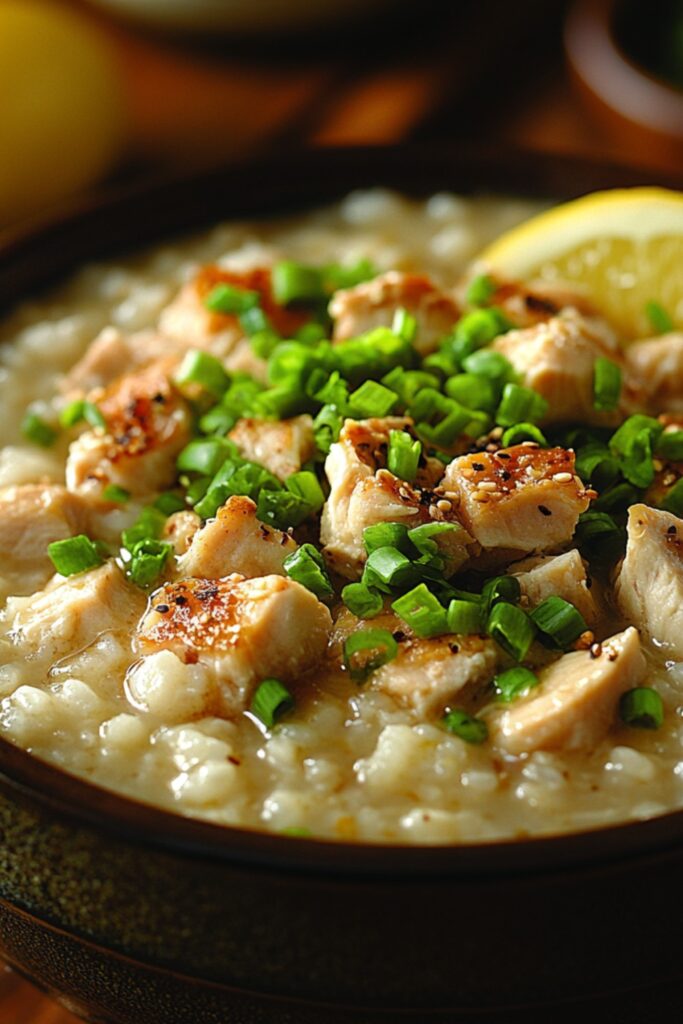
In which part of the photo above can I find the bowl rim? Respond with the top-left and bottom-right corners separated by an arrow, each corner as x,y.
1,141 -> 682,881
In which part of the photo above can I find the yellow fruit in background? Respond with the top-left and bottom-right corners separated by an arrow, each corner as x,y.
0,0 -> 126,226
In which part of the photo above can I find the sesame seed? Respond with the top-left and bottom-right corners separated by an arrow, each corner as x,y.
472,491 -> 490,502
461,468 -> 475,479
552,472 -> 573,483
490,427 -> 503,440
478,481 -> 498,492
437,499 -> 452,512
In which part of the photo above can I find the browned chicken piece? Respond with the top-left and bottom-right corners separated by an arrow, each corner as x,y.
0,484 -> 91,596
65,362 -> 191,498
488,627 -> 646,754
330,271 -> 460,355
615,504 -> 683,659
442,445 -> 592,559
162,510 -> 202,556
474,274 -> 598,329
60,327 -> 181,396
320,417 -> 472,578
625,333 -> 683,414
492,311 -> 635,426
7,561 -> 145,668
135,573 -> 332,718
229,415 -> 315,481
510,549 -> 599,626
176,496 -> 297,579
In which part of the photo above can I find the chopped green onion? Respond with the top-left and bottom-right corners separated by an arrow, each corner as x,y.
281,826 -> 312,838
593,357 -> 622,412
391,583 -> 448,639
296,322 -> 328,345
501,422 -> 548,447
392,307 -> 417,344
645,300 -> 674,335
205,282 -> 259,315
575,443 -> 620,490
494,666 -> 539,703
58,399 -> 106,430
313,404 -> 344,455
482,575 -> 521,610
609,414 -> 663,488
256,490 -> 309,530
154,491 -> 186,515
450,307 -> 511,354
466,274 -> 496,307
21,411 -> 57,447
446,599 -> 485,635
593,481 -> 641,513
185,476 -> 212,509
408,521 -> 463,559
461,348 -> 515,385
250,678 -> 294,729
175,350 -> 229,397
348,379 -> 398,418
127,538 -> 173,588
487,601 -> 536,661
102,484 -> 130,504
381,367 -> 440,406
445,373 -> 497,412
286,471 -> 325,513
660,478 -> 683,516
575,510 -> 625,561
411,388 -> 487,447
495,383 -> 548,427
121,506 -> 166,552
272,261 -> 325,306
199,405 -> 236,436
619,687 -> 664,729
441,709 -> 488,744
283,544 -> 333,599
177,437 -> 238,476
363,522 -> 412,556
656,430 -> 683,463
48,535 -> 103,576
529,596 -> 587,649
324,258 -> 377,291
387,430 -> 421,482
343,628 -> 398,683
334,327 -> 415,387
364,546 -> 415,589
342,582 -> 384,619
240,305 -> 273,338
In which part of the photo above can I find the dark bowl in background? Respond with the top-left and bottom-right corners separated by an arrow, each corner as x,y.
0,144 -> 682,1024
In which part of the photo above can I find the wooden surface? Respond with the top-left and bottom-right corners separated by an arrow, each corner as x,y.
2,1 -> 679,1021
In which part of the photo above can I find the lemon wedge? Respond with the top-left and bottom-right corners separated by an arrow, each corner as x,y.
480,188 -> 683,339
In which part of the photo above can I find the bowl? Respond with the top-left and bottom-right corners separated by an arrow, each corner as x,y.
0,144 -> 682,1024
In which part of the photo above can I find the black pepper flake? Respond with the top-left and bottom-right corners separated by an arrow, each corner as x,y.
472,462 -> 485,471
497,452 -> 511,460
155,604 -> 170,614
668,525 -> 677,535
500,470 -> 511,481
449,642 -> 460,654
538,505 -> 552,516
174,595 -> 188,606
392,630 -> 407,643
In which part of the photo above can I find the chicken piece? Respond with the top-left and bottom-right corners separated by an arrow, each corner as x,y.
228,415 -> 315,481
492,310 -> 633,425
615,504 -> 683,658
330,271 -> 460,355
474,274 -> 598,329
7,561 -> 145,668
60,327 -> 179,396
320,418 -> 472,578
511,549 -> 598,626
176,496 -> 297,579
625,333 -> 683,414
488,627 -> 646,754
135,574 -> 332,718
0,484 -> 90,596
65,362 -> 191,498
162,510 -> 202,556
442,445 -> 591,559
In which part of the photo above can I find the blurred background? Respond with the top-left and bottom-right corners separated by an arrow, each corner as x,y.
0,0 -> 682,232
0,0 -> 681,1019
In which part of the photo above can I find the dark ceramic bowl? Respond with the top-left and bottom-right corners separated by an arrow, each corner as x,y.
0,145 -> 682,1024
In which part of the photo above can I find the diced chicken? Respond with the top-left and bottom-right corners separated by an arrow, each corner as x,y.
511,549 -> 598,626
134,574 -> 332,718
615,504 -> 683,658
320,418 -> 472,578
330,271 -> 460,355
60,327 -> 180,396
176,496 -> 296,579
0,484 -> 90,596
229,415 -> 315,481
7,561 -> 145,668
492,310 -> 633,425
489,627 -> 646,754
625,333 -> 683,414
162,510 -> 202,556
442,444 -> 591,559
65,362 -> 191,498
474,274 -> 598,329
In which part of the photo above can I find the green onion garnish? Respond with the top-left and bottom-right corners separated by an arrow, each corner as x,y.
466,273 -> 496,307
341,582 -> 384,619
177,437 -> 238,477
461,348 -> 516,385
408,521 -> 463,559
48,535 -> 103,576
575,443 -> 620,490
660,478 -> 683,516
381,367 -> 440,406
575,510 -> 625,562
441,708 -> 488,744
283,544 -> 333,599
343,628 -> 398,683
593,357 -> 622,412
127,538 -> 173,588
487,601 -> 536,661
250,678 -> 294,728
446,599 -> 485,635
593,481 -> 641,513
364,546 -> 415,589
240,306 -> 273,337
363,522 -> 413,555
272,261 -> 325,306
175,350 -> 230,397
391,583 -> 448,639
495,383 -> 548,427
619,687 -> 664,729
199,405 -> 236,437
154,491 -> 186,515
387,430 -> 421,482
609,414 -> 663,488
205,282 -> 260,315
348,379 -> 398,418
121,506 -> 167,553
657,430 -> 683,463
501,422 -> 548,447
102,484 -> 130,504
21,411 -> 57,447
392,307 -> 417,344
494,666 -> 539,703
59,399 -> 106,430
445,373 -> 497,412
529,596 -> 587,650
645,300 -> 674,335
482,575 -> 521,611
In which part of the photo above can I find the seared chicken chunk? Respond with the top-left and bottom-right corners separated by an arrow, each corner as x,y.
321,417 -> 472,578
7,561 -> 145,668
60,327 -> 179,396
135,574 -> 332,718
229,415 -> 315,481
476,275 -> 597,329
511,549 -> 598,626
330,271 -> 460,355
615,504 -> 683,658
489,627 -> 645,754
162,510 -> 202,556
625,333 -> 683,414
176,496 -> 296,579
492,311 -> 631,425
66,363 -> 191,498
442,445 -> 591,559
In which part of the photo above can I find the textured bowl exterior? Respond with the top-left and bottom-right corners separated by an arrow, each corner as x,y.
0,145 -> 682,1023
